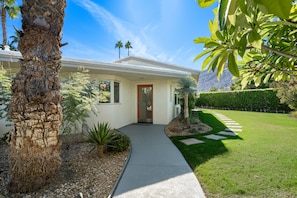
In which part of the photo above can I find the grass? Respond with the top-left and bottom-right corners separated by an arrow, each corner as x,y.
171,110 -> 297,197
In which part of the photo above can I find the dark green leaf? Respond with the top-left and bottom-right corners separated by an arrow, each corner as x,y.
215,31 -> 225,41
227,52 -> 239,77
248,29 -> 262,49
238,35 -> 247,57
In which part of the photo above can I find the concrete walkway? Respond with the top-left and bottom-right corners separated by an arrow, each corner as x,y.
111,124 -> 205,198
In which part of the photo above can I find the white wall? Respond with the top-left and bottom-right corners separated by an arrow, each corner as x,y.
0,73 -> 179,137
130,79 -> 178,125
85,75 -> 133,129
0,118 -> 12,137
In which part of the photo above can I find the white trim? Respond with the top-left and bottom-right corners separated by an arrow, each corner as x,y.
0,51 -> 199,79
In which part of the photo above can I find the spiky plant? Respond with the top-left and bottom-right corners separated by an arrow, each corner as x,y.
84,122 -> 117,157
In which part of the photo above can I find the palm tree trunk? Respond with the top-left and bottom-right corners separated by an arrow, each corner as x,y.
184,92 -> 190,128
118,48 -> 121,59
1,6 -> 7,46
8,0 -> 66,193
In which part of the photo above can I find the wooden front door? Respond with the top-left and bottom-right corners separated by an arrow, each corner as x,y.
137,85 -> 153,123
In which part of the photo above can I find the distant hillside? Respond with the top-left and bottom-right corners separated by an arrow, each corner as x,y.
198,69 -> 233,92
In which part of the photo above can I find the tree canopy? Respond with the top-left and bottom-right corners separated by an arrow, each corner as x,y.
195,0 -> 297,88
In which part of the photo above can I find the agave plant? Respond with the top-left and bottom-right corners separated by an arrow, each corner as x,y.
84,122 -> 117,157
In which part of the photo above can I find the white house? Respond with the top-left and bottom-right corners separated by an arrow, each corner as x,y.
0,50 -> 199,136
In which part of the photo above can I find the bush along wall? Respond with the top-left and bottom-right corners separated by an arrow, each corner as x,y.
195,89 -> 291,113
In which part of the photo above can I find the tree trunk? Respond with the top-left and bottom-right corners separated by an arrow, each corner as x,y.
184,91 -> 190,128
97,145 -> 104,158
8,0 -> 66,193
1,6 -> 7,46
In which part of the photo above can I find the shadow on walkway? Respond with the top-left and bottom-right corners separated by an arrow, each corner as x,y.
112,124 -> 205,198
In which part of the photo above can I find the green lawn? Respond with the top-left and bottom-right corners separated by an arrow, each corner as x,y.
172,110 -> 297,197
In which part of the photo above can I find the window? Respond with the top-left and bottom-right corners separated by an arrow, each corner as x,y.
114,81 -> 120,103
98,81 -> 110,103
174,92 -> 179,105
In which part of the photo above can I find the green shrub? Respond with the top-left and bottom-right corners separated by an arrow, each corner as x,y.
61,67 -> 99,134
196,89 -> 291,112
107,130 -> 130,152
0,66 -> 12,122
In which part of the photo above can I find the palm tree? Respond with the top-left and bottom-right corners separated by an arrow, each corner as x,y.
8,0 -> 66,193
9,31 -> 20,49
1,0 -> 20,48
125,40 -> 132,56
177,76 -> 197,128
115,40 -> 123,59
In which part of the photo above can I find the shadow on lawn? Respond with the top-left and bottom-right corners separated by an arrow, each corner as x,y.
171,111 -> 243,169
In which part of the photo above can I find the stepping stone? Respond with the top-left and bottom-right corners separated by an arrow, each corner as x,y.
225,128 -> 243,132
225,122 -> 240,125
224,120 -> 237,122
226,125 -> 242,129
217,131 -> 238,136
204,134 -> 227,140
180,138 -> 204,145
216,116 -> 230,119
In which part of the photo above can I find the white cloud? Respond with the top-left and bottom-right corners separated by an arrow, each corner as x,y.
70,0 -> 186,65
72,0 -> 158,59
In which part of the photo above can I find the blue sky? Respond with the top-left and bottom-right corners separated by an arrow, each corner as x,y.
4,0 -> 217,70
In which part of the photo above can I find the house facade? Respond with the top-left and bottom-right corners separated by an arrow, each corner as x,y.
0,50 -> 199,136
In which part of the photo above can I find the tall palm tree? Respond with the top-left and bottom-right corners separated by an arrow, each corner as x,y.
125,40 -> 132,56
177,76 -> 197,128
1,0 -> 20,48
115,40 -> 123,59
8,0 -> 66,193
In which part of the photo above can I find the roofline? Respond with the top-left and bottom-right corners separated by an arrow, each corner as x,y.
114,56 -> 200,74
0,50 -> 199,79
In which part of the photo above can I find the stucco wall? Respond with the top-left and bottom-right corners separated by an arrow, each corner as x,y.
0,73 -> 179,137
86,76 -> 133,129
0,117 -> 13,137
130,79 -> 178,125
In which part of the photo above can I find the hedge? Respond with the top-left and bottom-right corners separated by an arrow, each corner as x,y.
195,89 -> 291,113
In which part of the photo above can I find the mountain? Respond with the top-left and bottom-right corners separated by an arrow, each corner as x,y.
197,69 -> 234,92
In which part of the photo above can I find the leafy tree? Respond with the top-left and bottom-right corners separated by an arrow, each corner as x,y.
125,40 -> 132,56
194,0 -> 297,88
61,67 -> 99,134
270,77 -> 297,110
176,76 -> 197,128
0,65 -> 11,120
8,0 -> 66,193
230,76 -> 272,90
0,0 -> 20,47
115,40 -> 123,59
